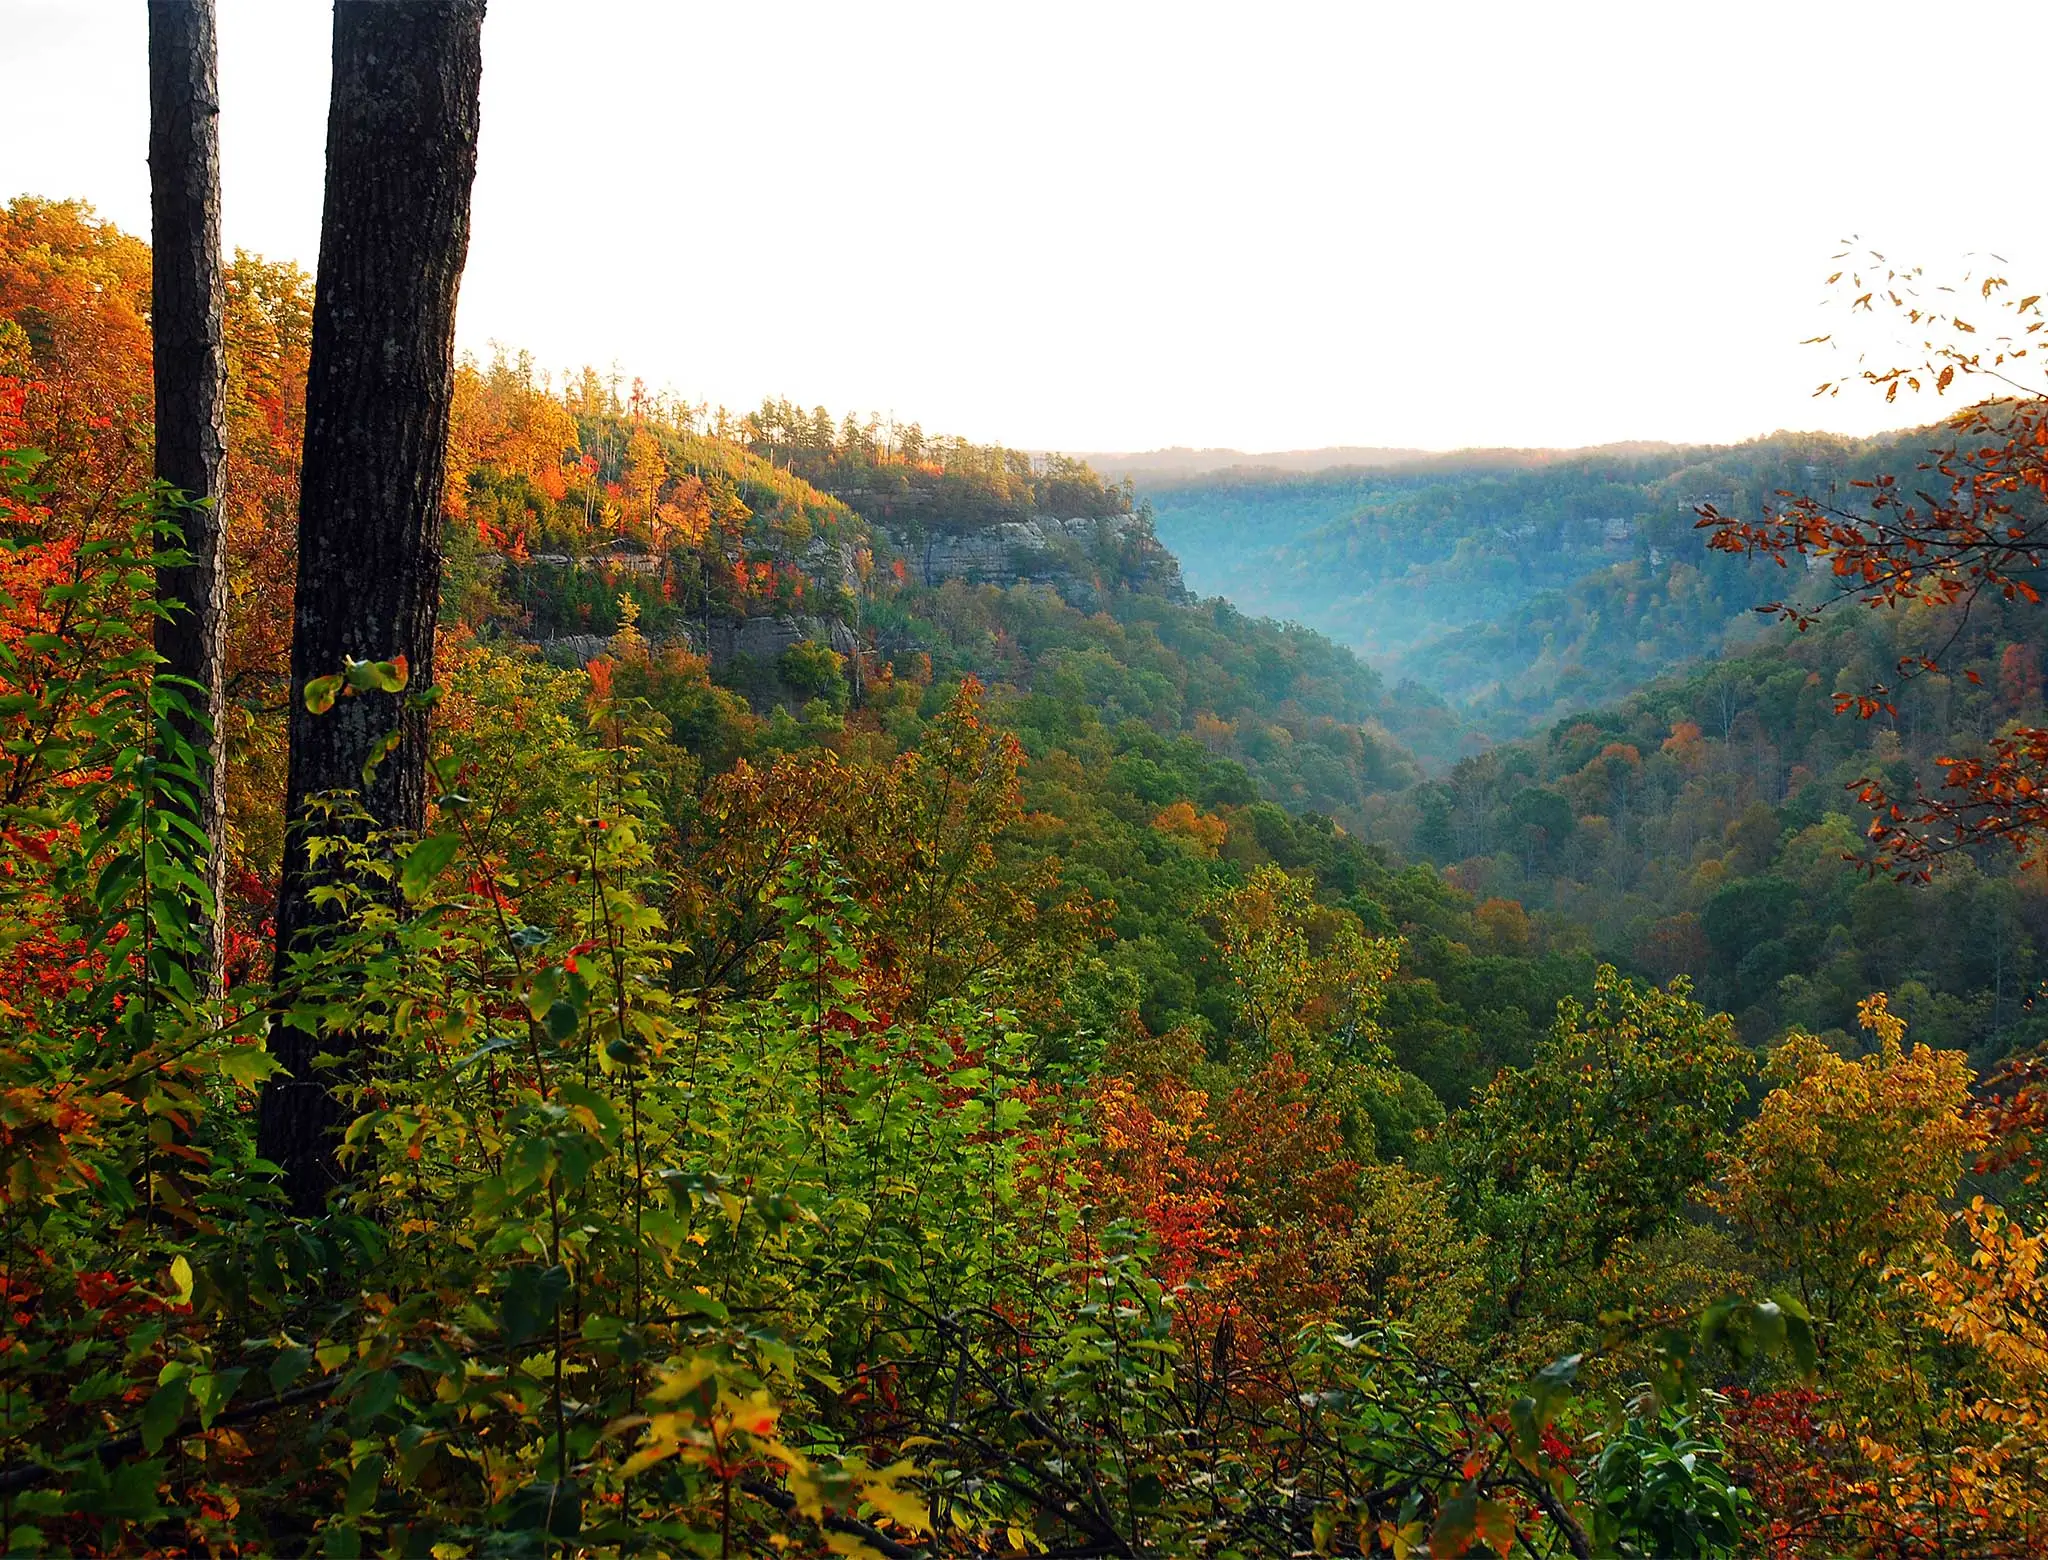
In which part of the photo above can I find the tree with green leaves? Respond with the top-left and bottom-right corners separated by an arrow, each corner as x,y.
1443,966 -> 1753,1338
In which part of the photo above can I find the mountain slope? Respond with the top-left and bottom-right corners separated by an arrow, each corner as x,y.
1140,430 -> 1940,737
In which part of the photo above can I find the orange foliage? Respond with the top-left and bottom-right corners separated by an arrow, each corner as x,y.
1999,641 -> 2043,713
1093,1036 -> 1366,1335
0,198 -> 153,523
1661,718 -> 1705,770
444,348 -> 578,518
1699,267 -> 2048,876
1473,897 -> 1532,955
1150,799 -> 1227,857
1192,712 -> 1237,752
656,474 -> 713,547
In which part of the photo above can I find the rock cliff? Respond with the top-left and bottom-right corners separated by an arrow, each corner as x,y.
884,513 -> 1189,610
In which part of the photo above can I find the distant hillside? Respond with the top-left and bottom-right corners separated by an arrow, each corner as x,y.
446,387 -> 1452,813
1388,588 -> 2048,1066
1075,440 -> 1702,483
1077,446 -> 1437,481
1139,428 -> 1939,738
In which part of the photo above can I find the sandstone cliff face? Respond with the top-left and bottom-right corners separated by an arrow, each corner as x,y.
885,513 -> 1189,610
703,613 -> 858,666
515,508 -> 1190,698
538,632 -> 624,668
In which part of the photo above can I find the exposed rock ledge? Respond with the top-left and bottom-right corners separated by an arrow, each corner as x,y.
882,514 -> 1188,609
539,613 -> 856,671
702,614 -> 858,666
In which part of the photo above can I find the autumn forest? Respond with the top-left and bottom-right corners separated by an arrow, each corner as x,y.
7,4 -> 2048,1558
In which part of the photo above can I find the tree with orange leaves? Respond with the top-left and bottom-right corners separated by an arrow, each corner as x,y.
1699,259 -> 2048,878
0,198 -> 154,524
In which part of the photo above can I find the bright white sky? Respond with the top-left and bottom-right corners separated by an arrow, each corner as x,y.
7,0 -> 2044,454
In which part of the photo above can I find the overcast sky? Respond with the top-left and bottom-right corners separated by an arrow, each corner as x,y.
7,0 -> 2043,454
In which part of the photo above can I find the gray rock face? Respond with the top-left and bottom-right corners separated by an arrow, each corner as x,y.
490,540 -> 662,576
799,536 -> 861,594
539,623 -> 706,667
538,633 -> 614,667
703,614 -> 857,667
884,514 -> 1188,609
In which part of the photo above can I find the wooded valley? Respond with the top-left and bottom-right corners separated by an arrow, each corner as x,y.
6,7 -> 2048,1557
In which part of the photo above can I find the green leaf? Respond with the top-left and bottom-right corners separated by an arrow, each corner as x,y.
350,1368 -> 401,1426
342,656 -> 408,694
1510,1394 -> 1540,1456
97,793 -> 142,842
1519,1349 -> 1582,1447
344,1453 -> 386,1518
359,727 -> 402,787
543,999 -> 581,1042
500,1264 -> 571,1346
398,1428 -> 441,1485
669,1288 -> 730,1322
1773,1291 -> 1819,1380
269,1346 -> 314,1395
216,1044 -> 283,1090
74,1457 -> 167,1523
93,853 -> 141,911
554,1080 -> 621,1140
398,833 -> 461,902
303,674 -> 344,715
1431,1487 -> 1478,1558
527,965 -> 561,1021
506,1481 -> 582,1538
139,1378 -> 189,1454
190,1367 -> 246,1429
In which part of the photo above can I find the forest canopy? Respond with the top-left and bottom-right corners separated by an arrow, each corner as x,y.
6,133 -> 2048,1560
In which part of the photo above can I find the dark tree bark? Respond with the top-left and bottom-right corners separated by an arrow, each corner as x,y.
259,0 -> 486,1214
148,0 -> 230,991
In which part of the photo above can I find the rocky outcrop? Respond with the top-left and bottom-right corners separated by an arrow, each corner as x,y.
702,613 -> 857,667
538,633 -> 617,668
538,621 -> 707,667
517,537 -> 665,576
882,513 -> 1188,610
799,535 -> 862,594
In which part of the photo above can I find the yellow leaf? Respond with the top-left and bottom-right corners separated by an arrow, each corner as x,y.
647,1357 -> 717,1403
786,1465 -> 827,1519
169,1255 -> 194,1306
859,1468 -> 932,1534
825,1537 -> 887,1560
619,1444 -> 676,1478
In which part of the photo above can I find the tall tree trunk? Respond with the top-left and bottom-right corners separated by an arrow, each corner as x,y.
148,0 -> 230,993
259,0 -> 486,1214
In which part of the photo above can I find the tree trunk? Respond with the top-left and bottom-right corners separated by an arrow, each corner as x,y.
259,0 -> 486,1215
148,0 -> 230,993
